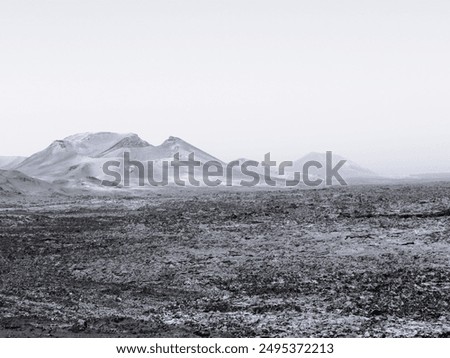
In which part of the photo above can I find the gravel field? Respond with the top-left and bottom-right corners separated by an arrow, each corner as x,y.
0,183 -> 449,337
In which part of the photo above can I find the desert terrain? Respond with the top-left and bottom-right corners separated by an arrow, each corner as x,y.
0,183 -> 449,337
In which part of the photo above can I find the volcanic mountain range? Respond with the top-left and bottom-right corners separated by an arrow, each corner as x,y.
0,132 -> 398,194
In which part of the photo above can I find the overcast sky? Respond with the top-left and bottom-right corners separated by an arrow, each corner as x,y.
1,0 -> 449,176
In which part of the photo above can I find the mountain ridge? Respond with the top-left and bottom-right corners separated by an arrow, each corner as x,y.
1,132 -> 386,189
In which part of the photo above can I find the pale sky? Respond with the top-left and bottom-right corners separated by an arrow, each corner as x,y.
1,0 -> 449,176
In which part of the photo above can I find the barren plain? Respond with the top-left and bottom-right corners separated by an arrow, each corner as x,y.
0,183 -> 449,337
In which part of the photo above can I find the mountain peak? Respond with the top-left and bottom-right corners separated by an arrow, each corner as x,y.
64,132 -> 141,144
154,136 -> 223,163
162,136 -> 185,145
293,152 -> 376,178
60,132 -> 151,157
300,152 -> 345,161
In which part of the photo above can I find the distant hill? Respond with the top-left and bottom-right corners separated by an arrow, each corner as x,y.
408,172 -> 450,182
0,170 -> 52,195
291,152 -> 378,184
0,156 -> 26,170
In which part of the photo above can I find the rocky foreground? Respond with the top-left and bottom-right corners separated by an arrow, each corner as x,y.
0,183 -> 449,337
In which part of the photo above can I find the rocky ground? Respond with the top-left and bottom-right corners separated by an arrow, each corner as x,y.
0,183 -> 449,337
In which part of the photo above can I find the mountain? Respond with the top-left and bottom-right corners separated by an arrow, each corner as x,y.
144,137 -> 225,185
15,132 -> 153,182
0,133 -> 384,190
63,132 -> 151,157
155,136 -> 223,163
0,156 -> 26,170
11,133 -> 226,187
109,136 -> 224,163
291,152 -> 377,183
100,136 -> 226,187
0,170 -> 52,195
